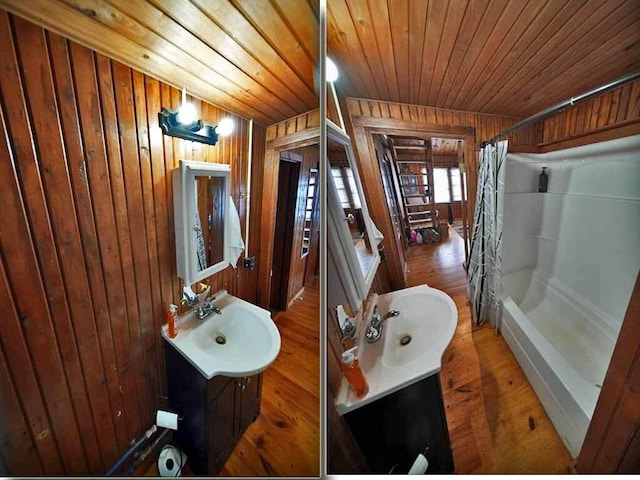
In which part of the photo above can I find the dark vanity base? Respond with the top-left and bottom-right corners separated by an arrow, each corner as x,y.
344,373 -> 454,474
164,340 -> 262,475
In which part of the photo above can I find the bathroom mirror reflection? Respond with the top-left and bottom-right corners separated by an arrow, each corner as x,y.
195,175 -> 226,271
328,137 -> 376,278
173,160 -> 232,285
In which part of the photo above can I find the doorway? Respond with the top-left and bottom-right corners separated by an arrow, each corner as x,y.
270,153 -> 301,311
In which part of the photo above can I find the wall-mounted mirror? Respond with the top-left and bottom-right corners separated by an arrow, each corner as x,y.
173,160 -> 233,285
327,121 -> 381,313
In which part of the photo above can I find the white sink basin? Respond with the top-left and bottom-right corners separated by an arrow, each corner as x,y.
162,291 -> 281,378
382,288 -> 457,369
336,284 -> 457,414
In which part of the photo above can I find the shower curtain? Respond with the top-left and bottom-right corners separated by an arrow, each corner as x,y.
467,140 -> 507,327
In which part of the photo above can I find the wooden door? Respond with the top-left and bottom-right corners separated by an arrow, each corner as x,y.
208,377 -> 237,474
374,141 -> 406,268
269,159 -> 301,310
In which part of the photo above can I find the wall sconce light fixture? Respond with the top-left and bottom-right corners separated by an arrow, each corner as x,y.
158,88 -> 234,145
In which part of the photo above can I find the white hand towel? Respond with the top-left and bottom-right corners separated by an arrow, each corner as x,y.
225,195 -> 244,269
370,217 -> 384,246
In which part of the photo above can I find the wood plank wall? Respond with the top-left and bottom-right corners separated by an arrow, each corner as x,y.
0,12 -> 264,476
346,98 -> 542,148
539,78 -> 640,151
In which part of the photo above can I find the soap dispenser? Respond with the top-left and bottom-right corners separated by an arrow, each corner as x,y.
167,304 -> 178,339
341,346 -> 369,398
538,166 -> 549,193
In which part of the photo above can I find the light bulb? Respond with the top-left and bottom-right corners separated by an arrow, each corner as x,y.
177,102 -> 196,125
217,117 -> 234,136
326,57 -> 339,83
177,87 -> 197,125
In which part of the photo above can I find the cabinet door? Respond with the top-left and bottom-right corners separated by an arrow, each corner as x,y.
239,373 -> 262,434
207,377 -> 237,474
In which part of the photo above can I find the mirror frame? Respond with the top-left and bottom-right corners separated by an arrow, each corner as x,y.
327,120 -> 381,312
173,159 -> 232,285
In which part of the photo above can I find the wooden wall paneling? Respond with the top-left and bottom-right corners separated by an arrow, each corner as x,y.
0,21 -> 101,471
132,69 -> 167,412
540,78 -> 640,150
245,124 -> 266,304
95,52 -> 150,442
49,30 -> 132,456
0,135 -> 67,475
0,332 -> 43,475
74,46 -> 144,444
577,274 -> 640,473
112,61 -> 158,429
144,76 -> 172,401
0,43 -> 91,474
0,10 -> 272,474
17,16 -> 128,469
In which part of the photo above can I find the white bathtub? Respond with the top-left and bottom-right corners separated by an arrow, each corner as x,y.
500,268 -> 618,458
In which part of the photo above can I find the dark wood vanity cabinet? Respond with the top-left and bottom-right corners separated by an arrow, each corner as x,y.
343,373 -> 454,474
164,340 -> 263,475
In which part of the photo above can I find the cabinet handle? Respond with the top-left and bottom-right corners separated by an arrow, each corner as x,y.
241,384 -> 246,391
246,377 -> 251,383
237,381 -> 242,388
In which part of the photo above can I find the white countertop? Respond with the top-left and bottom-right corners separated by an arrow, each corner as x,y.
335,284 -> 458,415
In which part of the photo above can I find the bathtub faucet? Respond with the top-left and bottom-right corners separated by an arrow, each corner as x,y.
365,306 -> 400,343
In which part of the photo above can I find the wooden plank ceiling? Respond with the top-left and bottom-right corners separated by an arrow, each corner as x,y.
328,0 -> 640,118
0,0 -> 319,126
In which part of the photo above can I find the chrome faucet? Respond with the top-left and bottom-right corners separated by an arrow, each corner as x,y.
365,306 -> 400,343
182,285 -> 221,320
194,299 -> 222,320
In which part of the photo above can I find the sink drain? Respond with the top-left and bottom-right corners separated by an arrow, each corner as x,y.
399,334 -> 412,346
215,335 -> 226,345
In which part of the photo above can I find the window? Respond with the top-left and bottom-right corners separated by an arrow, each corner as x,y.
332,167 -> 361,209
433,168 -> 450,203
331,168 -> 350,209
450,167 -> 462,201
345,168 -> 362,209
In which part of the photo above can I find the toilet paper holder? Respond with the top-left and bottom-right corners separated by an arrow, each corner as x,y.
156,410 -> 183,431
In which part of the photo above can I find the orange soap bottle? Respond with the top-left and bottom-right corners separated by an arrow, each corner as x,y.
341,347 -> 369,398
167,304 -> 178,339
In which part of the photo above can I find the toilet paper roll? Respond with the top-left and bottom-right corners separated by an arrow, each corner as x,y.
408,453 -> 428,475
156,410 -> 178,430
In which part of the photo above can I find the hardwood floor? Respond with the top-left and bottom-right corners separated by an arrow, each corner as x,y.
144,278 -> 320,476
221,277 -> 320,476
405,228 -> 573,474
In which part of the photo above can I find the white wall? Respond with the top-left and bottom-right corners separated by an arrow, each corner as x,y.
503,135 -> 640,332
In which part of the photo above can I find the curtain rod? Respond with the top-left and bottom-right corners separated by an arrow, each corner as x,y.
484,70 -> 640,146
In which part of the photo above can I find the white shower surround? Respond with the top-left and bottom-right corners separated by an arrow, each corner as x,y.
499,134 -> 640,458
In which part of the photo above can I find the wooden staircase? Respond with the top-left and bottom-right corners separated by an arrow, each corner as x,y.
389,137 -> 439,233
